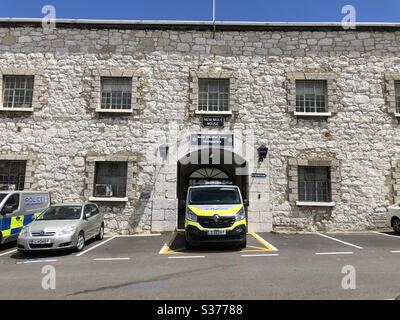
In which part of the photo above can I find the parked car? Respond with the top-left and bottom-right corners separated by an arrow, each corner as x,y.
387,201 -> 400,233
0,191 -> 50,244
17,203 -> 104,254
183,185 -> 248,249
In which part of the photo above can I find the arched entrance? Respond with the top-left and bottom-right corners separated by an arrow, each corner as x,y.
177,148 -> 248,229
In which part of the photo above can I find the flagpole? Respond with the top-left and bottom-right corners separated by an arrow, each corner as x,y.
212,0 -> 216,38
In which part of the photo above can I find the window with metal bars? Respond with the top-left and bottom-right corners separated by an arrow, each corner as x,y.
3,76 -> 34,109
198,79 -> 230,112
94,162 -> 127,197
100,77 -> 132,110
0,160 -> 26,191
395,81 -> 400,114
295,80 -> 327,113
298,166 -> 331,202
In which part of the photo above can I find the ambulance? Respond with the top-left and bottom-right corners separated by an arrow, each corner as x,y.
184,185 -> 247,248
0,191 -> 50,244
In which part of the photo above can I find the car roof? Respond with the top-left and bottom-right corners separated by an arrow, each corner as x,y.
50,203 -> 94,207
188,185 -> 239,189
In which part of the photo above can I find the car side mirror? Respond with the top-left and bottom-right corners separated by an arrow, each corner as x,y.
244,199 -> 249,207
84,213 -> 90,220
1,205 -> 14,215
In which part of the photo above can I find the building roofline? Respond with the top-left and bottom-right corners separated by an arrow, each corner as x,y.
0,18 -> 399,31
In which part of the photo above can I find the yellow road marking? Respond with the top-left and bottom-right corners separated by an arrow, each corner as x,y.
160,232 -> 184,255
248,232 -> 278,252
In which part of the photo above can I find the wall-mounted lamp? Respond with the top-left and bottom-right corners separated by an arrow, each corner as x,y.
257,146 -> 269,162
159,145 -> 169,160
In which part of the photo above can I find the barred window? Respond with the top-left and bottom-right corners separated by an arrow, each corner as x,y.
198,79 -> 230,112
3,76 -> 34,109
395,81 -> 400,113
94,162 -> 127,198
296,80 -> 327,113
298,166 -> 331,202
0,160 -> 26,191
101,77 -> 132,110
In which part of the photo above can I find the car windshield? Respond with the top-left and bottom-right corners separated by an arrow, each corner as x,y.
189,188 -> 241,205
37,206 -> 82,220
0,194 -> 7,203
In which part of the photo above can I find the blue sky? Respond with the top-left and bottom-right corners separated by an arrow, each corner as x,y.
1,0 -> 399,22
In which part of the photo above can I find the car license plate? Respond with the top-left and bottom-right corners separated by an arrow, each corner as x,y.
30,239 -> 51,245
207,230 -> 226,236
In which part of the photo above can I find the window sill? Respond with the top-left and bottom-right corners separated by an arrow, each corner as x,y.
195,110 -> 232,116
89,197 -> 129,202
294,112 -> 332,117
0,108 -> 34,112
394,113 -> 400,118
95,109 -> 133,114
296,201 -> 336,207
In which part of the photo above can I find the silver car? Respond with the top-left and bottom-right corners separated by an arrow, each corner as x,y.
17,203 -> 104,254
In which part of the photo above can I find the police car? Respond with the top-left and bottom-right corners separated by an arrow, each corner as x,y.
0,191 -> 50,244
184,185 -> 247,248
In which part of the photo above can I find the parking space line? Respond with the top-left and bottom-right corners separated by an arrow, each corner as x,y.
391,251 -> 400,253
168,255 -> 205,259
115,234 -> 161,238
93,257 -> 131,261
0,249 -> 17,257
248,232 -> 278,251
17,259 -> 57,265
373,231 -> 400,239
315,252 -> 354,255
159,232 -> 185,255
316,232 -> 363,249
241,253 -> 279,257
76,236 -> 116,257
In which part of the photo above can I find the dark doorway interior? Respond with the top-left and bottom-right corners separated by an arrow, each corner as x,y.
177,149 -> 248,230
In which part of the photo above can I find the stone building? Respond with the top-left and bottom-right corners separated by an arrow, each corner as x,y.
0,19 -> 400,234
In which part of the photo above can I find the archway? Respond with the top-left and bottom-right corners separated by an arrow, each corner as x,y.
177,148 -> 248,229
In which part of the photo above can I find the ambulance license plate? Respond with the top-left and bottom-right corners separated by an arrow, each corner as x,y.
207,230 -> 226,236
31,239 -> 51,245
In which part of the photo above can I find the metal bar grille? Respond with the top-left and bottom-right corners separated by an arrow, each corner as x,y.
298,166 -> 331,202
198,78 -> 230,112
395,81 -> 400,113
101,77 -> 132,110
3,76 -> 34,109
295,80 -> 327,113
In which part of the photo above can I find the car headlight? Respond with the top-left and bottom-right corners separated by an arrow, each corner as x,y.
235,208 -> 246,221
19,228 -> 30,238
57,226 -> 76,236
186,209 -> 198,222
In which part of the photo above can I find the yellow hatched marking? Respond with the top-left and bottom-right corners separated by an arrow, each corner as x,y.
160,232 -> 184,255
247,232 -> 278,252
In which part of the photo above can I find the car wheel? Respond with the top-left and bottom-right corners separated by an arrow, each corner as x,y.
392,217 -> 400,234
185,239 -> 193,250
239,240 -> 247,249
96,224 -> 104,241
76,232 -> 85,252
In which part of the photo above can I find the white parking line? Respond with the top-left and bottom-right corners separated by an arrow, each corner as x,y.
93,257 -> 131,261
391,251 -> 400,253
373,232 -> 400,239
114,234 -> 161,238
315,252 -> 354,255
316,233 -> 363,249
17,259 -> 57,265
0,249 -> 17,257
241,254 -> 279,257
168,256 -> 205,259
76,236 -> 116,257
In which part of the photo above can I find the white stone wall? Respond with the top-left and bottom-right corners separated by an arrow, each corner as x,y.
1,25 -> 400,233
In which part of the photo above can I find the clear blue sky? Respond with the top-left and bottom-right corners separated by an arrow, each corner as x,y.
1,0 -> 399,22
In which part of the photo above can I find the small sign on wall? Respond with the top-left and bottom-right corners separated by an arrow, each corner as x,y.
202,116 -> 224,127
251,173 -> 267,178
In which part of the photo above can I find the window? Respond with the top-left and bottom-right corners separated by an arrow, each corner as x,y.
84,204 -> 98,218
198,79 -> 230,112
94,162 -> 127,198
100,77 -> 132,111
298,166 -> 331,202
296,80 -> 327,113
3,76 -> 34,109
395,81 -> 400,114
3,194 -> 19,213
0,160 -> 26,190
